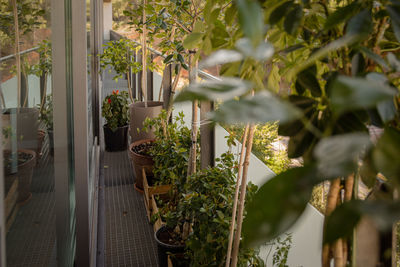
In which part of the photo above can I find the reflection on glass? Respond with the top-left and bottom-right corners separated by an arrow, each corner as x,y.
1,0 -> 57,265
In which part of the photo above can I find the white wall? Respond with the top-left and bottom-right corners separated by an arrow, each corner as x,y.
103,2 -> 113,41
173,101 -> 324,267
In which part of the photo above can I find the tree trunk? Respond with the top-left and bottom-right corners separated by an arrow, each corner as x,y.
187,53 -> 198,177
226,125 -> 250,267
141,0 -> 148,107
126,71 -> 134,102
230,124 -> 256,267
166,65 -> 182,121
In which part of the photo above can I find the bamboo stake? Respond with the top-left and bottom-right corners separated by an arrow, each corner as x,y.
142,0 -> 148,107
342,174 -> 354,266
187,52 -> 198,177
333,239 -> 344,267
226,125 -> 250,267
322,178 -> 341,267
12,0 -> 21,108
230,124 -> 256,267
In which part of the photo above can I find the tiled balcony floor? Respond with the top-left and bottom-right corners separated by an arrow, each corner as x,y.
103,150 -> 158,267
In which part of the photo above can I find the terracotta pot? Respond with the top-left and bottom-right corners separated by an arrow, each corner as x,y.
128,139 -> 154,191
129,101 -> 163,142
103,125 -> 129,152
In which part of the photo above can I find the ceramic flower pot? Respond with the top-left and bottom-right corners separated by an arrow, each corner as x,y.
129,101 -> 163,142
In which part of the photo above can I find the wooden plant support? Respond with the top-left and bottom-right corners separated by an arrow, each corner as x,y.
226,124 -> 250,267
142,167 -> 171,221
322,174 -> 355,267
230,124 -> 256,267
151,194 -> 167,232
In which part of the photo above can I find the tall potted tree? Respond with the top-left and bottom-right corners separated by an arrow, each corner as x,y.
128,0 -> 164,142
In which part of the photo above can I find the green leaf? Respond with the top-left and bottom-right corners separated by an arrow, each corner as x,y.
324,2 -> 360,30
235,0 -> 264,46
388,53 -> 400,72
284,4 -> 303,35
386,5 -> 400,42
373,127 -> 400,182
242,166 -> 316,248
235,38 -> 275,61
210,92 -> 302,124
175,78 -> 252,102
269,1 -> 293,25
325,200 -> 400,244
346,9 -> 372,40
324,200 -> 363,244
288,35 -> 360,77
314,133 -> 371,179
359,47 -> 389,70
183,32 -> 204,50
225,5 -> 236,25
330,76 -> 397,114
199,50 -> 243,69
296,67 -> 321,97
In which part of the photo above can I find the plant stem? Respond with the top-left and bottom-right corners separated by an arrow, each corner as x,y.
126,71 -> 134,102
166,65 -> 182,121
40,73 -> 48,112
231,123 -> 256,267
226,124 -> 250,267
187,53 -> 198,177
142,0 -> 148,107
12,0 -> 21,108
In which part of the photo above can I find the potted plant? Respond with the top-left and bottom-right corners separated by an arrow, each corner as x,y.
129,110 -> 191,192
99,38 -> 162,142
180,152 -> 263,266
102,90 -> 130,152
2,126 -> 36,207
149,112 -> 197,266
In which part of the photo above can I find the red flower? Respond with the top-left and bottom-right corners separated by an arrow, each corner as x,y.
112,90 -> 116,95
116,90 -> 119,94
108,98 -> 111,104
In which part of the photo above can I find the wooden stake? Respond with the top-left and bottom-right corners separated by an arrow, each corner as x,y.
230,124 -> 256,267
322,178 -> 341,267
226,125 -> 250,267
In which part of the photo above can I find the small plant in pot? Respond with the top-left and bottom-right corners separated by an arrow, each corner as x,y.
102,90 -> 130,152
129,110 -> 191,193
